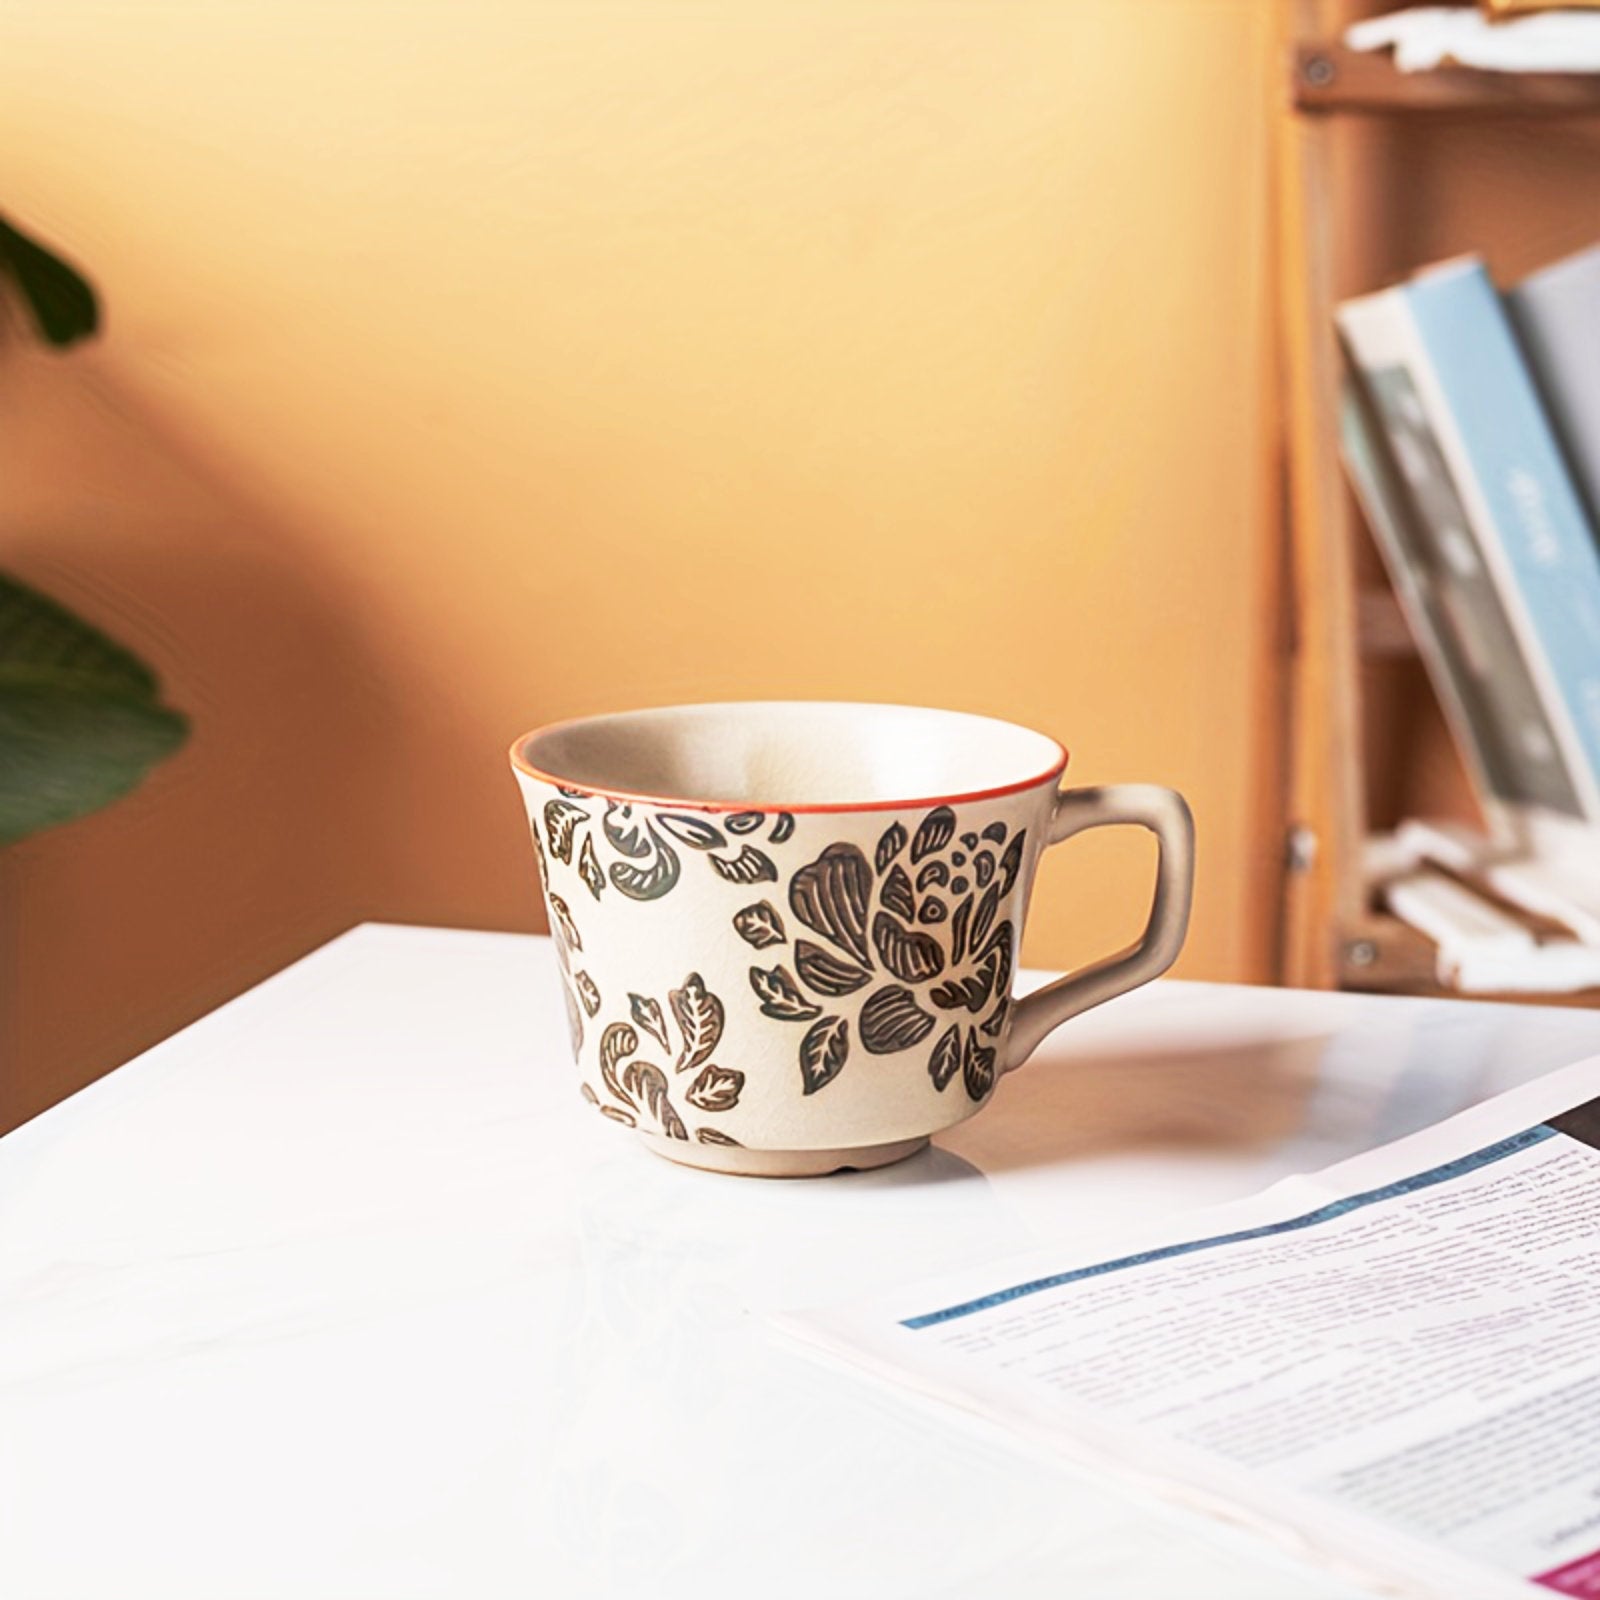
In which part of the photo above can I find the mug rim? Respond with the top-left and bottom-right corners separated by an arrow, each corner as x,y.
509,700 -> 1069,815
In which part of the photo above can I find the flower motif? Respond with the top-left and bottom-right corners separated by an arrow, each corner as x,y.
733,807 -> 1026,1102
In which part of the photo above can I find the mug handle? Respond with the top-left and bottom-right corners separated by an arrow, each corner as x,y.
1003,784 -> 1195,1074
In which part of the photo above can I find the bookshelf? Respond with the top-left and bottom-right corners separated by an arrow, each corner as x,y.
1278,5 -> 1600,1004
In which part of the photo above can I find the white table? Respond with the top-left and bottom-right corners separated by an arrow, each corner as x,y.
5,925 -> 1600,1599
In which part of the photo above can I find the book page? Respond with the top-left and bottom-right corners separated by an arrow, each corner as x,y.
781,1058 -> 1600,1599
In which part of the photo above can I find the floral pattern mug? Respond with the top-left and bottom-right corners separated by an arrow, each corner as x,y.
511,702 -> 1194,1177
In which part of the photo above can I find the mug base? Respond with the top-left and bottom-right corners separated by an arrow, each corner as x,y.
639,1132 -> 931,1178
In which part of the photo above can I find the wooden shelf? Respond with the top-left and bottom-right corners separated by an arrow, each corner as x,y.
1338,913 -> 1600,1007
1292,41 -> 1600,117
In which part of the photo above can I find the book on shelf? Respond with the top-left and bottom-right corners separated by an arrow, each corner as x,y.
1337,253 -> 1600,966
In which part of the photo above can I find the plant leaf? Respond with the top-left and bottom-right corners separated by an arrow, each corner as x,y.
543,798 -> 587,864
575,971 -> 602,1016
789,842 -> 872,965
875,819 -> 907,873
599,1022 -> 638,1105
949,893 -> 973,964
871,911 -> 945,983
602,802 -> 651,859
686,1062 -> 744,1112
799,1015 -> 849,1095
794,939 -> 871,996
622,1060 -> 687,1138
630,993 -> 670,1052
970,883 -> 1000,951
859,985 -> 936,1055
997,829 -> 1027,895
748,964 -> 821,1021
709,844 -> 778,884
578,833 -> 605,899
880,863 -> 915,921
962,1028 -> 997,1101
696,1127 -> 742,1146
0,216 -> 98,347
732,900 -> 786,949
657,812 -> 726,850
608,833 -> 680,900
547,892 -> 583,953
929,1024 -> 962,1091
0,573 -> 187,843
669,971 -> 724,1071
911,806 -> 956,863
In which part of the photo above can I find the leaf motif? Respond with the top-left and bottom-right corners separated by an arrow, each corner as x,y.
670,972 -> 725,1071
980,920 -> 1015,997
609,834 -> 680,900
686,1062 -> 745,1112
560,975 -> 584,1054
575,970 -> 602,1016
981,995 -> 1011,1038
930,954 -> 996,1014
580,1081 -> 599,1105
929,1024 -> 962,1091
578,833 -> 605,899
911,805 -> 956,863
917,897 -> 947,924
794,939 -> 871,996
599,1105 -> 637,1127
997,829 -> 1027,895
962,1029 -> 997,1102
982,820 -> 1008,845
547,892 -> 583,952
950,894 -> 973,964
696,1127 -> 743,1146
789,843 -> 873,965
603,802 -> 651,859
875,820 -> 908,873
630,993 -> 670,1052
859,985 -> 936,1055
710,845 -> 779,885
974,850 -> 995,887
768,812 -> 795,844
543,798 -> 588,864
599,1021 -> 638,1104
657,812 -> 726,850
749,965 -> 822,1021
732,900 -> 786,949
970,883 -> 1000,950
799,1015 -> 849,1095
622,1060 -> 688,1138
726,810 -> 764,835
871,911 -> 946,983
915,860 -> 949,891
881,863 -> 915,921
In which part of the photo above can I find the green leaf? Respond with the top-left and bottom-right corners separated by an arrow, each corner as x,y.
0,573 -> 187,843
0,215 -> 99,347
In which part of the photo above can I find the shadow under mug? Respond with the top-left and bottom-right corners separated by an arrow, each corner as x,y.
511,702 -> 1194,1177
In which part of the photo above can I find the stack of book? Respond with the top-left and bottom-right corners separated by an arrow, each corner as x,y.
1338,245 -> 1600,995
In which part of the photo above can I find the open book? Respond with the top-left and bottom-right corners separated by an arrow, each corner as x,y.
779,1060 -> 1600,1598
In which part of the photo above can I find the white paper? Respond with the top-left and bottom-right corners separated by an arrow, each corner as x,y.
1347,8 -> 1600,74
780,1058 -> 1600,1598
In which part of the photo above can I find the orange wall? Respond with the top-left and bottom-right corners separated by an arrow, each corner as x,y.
0,1 -> 1284,1127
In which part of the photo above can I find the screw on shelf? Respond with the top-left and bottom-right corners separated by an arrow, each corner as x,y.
1301,52 -> 1337,91
1346,939 -> 1378,969
1286,825 -> 1318,874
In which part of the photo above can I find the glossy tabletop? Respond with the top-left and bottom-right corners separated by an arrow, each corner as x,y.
5,924 -> 1600,1599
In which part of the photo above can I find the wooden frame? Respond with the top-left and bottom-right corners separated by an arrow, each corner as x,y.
1278,11 -> 1600,997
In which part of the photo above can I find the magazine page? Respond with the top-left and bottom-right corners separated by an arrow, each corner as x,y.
779,1057 -> 1600,1599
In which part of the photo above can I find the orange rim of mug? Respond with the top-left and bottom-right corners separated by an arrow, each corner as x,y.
508,712 -> 1068,816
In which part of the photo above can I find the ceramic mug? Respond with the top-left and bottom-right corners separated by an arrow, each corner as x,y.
510,702 -> 1194,1177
